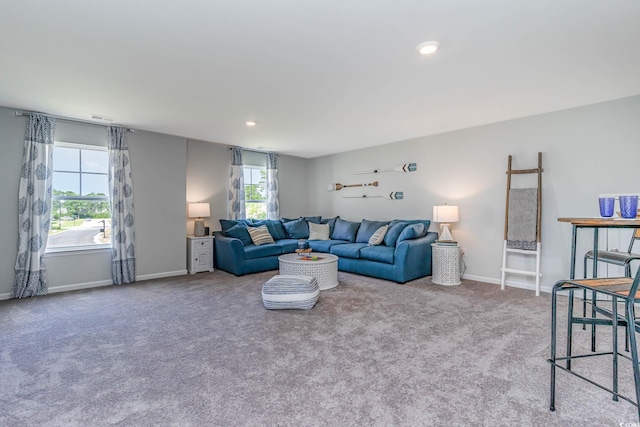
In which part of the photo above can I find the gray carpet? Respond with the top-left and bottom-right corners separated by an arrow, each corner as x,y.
0,270 -> 637,426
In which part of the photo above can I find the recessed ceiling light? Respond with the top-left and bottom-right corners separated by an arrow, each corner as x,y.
416,41 -> 440,55
246,121 -> 256,127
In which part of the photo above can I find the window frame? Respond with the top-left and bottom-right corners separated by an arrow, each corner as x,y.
243,165 -> 267,220
47,141 -> 112,253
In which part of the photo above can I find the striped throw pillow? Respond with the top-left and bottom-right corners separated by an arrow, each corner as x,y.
368,225 -> 389,246
248,225 -> 275,245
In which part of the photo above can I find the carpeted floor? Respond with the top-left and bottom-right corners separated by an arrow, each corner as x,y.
0,270 -> 637,426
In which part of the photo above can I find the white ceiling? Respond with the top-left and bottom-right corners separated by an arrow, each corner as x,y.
1,1 -> 639,158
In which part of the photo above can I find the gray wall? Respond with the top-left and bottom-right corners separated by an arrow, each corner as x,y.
186,139 -> 309,234
0,106 -> 187,298
308,95 -> 640,292
2,95 -> 637,297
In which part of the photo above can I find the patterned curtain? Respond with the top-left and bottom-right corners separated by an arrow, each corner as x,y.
108,126 -> 136,285
228,147 -> 245,219
12,114 -> 56,298
266,152 -> 280,220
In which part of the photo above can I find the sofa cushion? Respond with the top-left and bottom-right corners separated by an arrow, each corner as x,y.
244,243 -> 282,260
321,216 -> 339,235
251,219 -> 287,240
304,216 -> 322,224
330,243 -> 367,259
368,225 -> 388,246
248,225 -> 276,245
224,224 -> 253,246
274,238 -> 299,253
220,219 -> 252,233
283,217 -> 310,239
309,222 -> 331,240
397,223 -> 425,243
356,219 -> 390,243
331,218 -> 361,242
389,219 -> 430,237
308,239 -> 348,253
383,221 -> 409,247
360,245 -> 395,264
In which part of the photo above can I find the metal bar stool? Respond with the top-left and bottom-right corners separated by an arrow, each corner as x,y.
549,269 -> 640,420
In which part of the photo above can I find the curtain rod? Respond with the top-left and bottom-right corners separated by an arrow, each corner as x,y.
15,111 -> 135,133
227,146 -> 277,155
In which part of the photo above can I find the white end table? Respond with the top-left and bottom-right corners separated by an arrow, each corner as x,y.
431,243 -> 461,286
278,253 -> 339,290
187,236 -> 214,274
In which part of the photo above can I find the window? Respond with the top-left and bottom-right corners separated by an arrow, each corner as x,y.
244,165 -> 267,219
48,142 -> 111,251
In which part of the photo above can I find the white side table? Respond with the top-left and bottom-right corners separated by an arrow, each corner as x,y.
278,253 -> 339,290
431,243 -> 461,286
187,236 -> 214,274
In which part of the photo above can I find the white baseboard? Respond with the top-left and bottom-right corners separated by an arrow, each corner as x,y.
462,273 -> 552,294
137,270 -> 188,282
0,270 -> 189,301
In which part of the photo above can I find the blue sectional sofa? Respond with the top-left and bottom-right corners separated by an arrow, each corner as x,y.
213,217 -> 437,283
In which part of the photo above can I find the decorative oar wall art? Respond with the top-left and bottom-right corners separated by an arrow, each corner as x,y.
327,181 -> 378,191
343,192 -> 404,200
353,163 -> 417,175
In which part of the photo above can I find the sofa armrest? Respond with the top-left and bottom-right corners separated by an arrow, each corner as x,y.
393,231 -> 438,282
214,231 -> 247,275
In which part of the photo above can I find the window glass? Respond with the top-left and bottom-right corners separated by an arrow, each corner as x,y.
244,166 -> 266,220
81,149 -> 108,174
82,174 -> 109,197
48,143 -> 111,251
52,146 -> 80,172
52,171 -> 80,194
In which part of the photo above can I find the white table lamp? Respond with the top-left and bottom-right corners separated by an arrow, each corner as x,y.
188,202 -> 211,237
433,204 -> 459,242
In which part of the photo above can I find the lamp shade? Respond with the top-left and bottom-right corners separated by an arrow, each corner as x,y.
188,202 -> 211,218
433,205 -> 459,223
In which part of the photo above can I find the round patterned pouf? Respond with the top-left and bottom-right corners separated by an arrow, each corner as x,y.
262,275 -> 320,310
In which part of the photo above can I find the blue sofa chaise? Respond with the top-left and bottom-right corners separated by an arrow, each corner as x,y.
213,217 -> 437,284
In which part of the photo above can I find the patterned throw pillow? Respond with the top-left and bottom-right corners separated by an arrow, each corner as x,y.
368,225 -> 389,246
308,222 -> 330,240
248,225 -> 275,246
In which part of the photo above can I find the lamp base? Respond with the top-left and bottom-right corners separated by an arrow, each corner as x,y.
439,224 -> 454,242
194,219 -> 205,237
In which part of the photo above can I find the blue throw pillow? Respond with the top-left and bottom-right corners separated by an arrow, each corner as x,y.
331,218 -> 361,242
396,223 -> 425,244
252,220 -> 287,240
220,219 -> 252,233
383,221 -> 409,247
283,218 -> 310,239
356,219 -> 390,243
224,224 -> 253,246
388,219 -> 430,237
321,216 -> 339,235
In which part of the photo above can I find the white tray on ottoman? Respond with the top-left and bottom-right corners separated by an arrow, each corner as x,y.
262,275 -> 320,310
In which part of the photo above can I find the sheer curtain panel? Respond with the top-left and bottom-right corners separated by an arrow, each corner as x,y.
12,114 -> 56,298
228,147 -> 245,219
108,126 -> 136,284
266,152 -> 280,219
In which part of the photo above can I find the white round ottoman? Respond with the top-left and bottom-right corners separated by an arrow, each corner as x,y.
262,275 -> 319,310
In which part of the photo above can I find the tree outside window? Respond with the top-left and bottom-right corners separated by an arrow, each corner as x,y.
244,166 -> 267,219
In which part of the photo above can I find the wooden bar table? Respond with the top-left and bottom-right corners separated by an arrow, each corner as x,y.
558,218 -> 640,279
